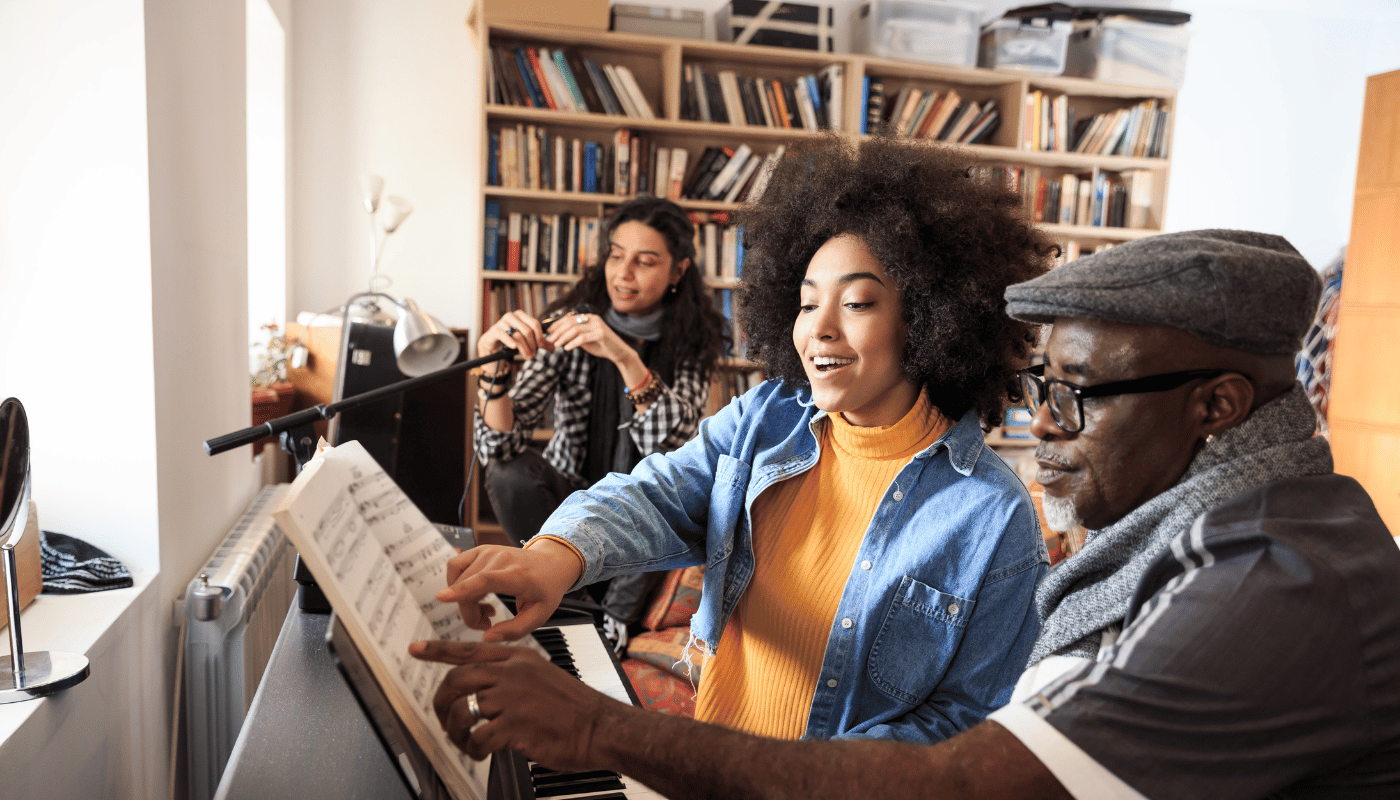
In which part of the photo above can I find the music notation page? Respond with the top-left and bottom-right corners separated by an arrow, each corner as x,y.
273,439 -> 509,800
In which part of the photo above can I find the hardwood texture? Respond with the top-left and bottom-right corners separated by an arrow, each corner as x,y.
1329,69 -> 1400,536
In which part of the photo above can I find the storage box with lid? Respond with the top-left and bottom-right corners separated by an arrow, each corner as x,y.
1063,13 -> 1191,88
716,0 -> 834,52
851,0 -> 982,67
611,4 -> 706,39
979,12 -> 1071,74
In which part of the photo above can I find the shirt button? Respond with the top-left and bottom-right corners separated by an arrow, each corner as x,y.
827,678 -> 838,688
841,618 -> 853,629
892,490 -> 904,501
861,560 -> 872,570
948,603 -> 960,616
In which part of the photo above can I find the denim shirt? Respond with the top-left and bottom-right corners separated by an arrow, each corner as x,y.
536,380 -> 1046,743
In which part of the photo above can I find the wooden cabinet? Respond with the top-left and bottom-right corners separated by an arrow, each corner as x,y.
1328,68 -> 1400,537
465,17 -> 1179,533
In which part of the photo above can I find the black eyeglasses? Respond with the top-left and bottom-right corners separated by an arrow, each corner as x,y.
1018,363 -> 1228,433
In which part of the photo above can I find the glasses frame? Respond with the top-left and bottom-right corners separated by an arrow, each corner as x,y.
1019,363 -> 1228,433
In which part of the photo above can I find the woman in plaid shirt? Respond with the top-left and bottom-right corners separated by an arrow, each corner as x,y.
474,197 -> 728,632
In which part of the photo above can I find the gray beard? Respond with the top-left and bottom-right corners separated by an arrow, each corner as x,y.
1042,493 -> 1080,533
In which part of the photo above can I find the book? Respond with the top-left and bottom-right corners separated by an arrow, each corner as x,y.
613,128 -> 631,195
563,50 -> 604,114
506,212 -> 522,271
902,91 -> 934,137
688,63 -> 710,122
703,70 -> 729,124
537,48 -> 575,113
613,65 -> 656,120
962,109 -> 1000,145
487,130 -> 499,187
690,146 -> 733,199
272,440 -> 550,800
717,70 -> 745,126
780,80 -> 802,130
864,79 -> 885,133
582,58 -> 624,117
653,148 -> 670,200
942,101 -> 983,143
707,143 -> 752,200
511,47 -> 544,108
667,147 -> 688,201
819,63 -> 843,132
860,76 -> 871,134
483,201 -> 501,271
723,153 -> 763,204
745,144 -> 784,202
550,49 -> 587,112
887,87 -> 915,132
523,47 -> 559,110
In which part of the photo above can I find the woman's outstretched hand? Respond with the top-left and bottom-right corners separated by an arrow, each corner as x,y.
438,540 -> 584,641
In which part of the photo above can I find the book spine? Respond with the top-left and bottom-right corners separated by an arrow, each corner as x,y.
524,48 -> 559,110
513,47 -> 546,109
483,201 -> 500,271
552,49 -> 587,111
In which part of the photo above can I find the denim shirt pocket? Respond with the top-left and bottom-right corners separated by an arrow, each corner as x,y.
867,575 -> 975,706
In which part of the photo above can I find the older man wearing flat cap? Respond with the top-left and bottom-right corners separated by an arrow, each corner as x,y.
410,230 -> 1400,800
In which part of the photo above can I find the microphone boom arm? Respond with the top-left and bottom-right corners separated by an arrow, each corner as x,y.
203,347 -> 518,458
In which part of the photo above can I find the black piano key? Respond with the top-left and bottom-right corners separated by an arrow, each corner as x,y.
533,778 -> 628,797
532,769 -> 621,786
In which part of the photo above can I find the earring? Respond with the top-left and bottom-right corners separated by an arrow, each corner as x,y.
667,284 -> 679,295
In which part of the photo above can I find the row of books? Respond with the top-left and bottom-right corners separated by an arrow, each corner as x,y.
488,124 -> 783,207
857,79 -> 999,145
483,204 -> 603,275
681,143 -> 783,204
483,280 -> 570,330
1066,99 -> 1171,158
490,125 -> 667,197
487,43 -> 655,119
1013,167 -> 1157,229
878,84 -> 1001,144
1056,240 -> 1116,267
974,165 -> 1156,229
688,213 -> 746,279
680,62 -> 844,132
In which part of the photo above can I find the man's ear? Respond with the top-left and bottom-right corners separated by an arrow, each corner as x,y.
675,257 -> 690,279
1196,373 -> 1254,439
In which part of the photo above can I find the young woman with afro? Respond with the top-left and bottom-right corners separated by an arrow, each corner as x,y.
443,135 -> 1056,745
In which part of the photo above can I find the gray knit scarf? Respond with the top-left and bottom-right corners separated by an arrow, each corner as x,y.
1029,383 -> 1333,665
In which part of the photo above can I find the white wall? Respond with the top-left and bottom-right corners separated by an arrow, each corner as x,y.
290,0 -> 481,331
0,0 -> 262,795
1167,0 -> 1400,269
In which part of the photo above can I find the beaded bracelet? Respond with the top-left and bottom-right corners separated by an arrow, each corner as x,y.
623,370 -> 662,406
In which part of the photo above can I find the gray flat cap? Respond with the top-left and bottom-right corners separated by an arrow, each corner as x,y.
1004,229 -> 1322,355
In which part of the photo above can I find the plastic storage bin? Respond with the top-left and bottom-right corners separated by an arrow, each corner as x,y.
612,4 -> 705,39
716,1 -> 834,51
851,0 -> 982,68
979,17 -> 1071,74
1063,16 -> 1191,89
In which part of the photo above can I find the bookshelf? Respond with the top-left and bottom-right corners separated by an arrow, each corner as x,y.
466,17 -> 1178,534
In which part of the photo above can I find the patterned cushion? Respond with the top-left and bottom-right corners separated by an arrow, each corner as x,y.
625,627 -> 709,685
621,659 -> 695,717
639,565 -> 705,631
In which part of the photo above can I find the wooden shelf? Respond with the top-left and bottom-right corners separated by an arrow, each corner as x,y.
469,17 -> 1179,534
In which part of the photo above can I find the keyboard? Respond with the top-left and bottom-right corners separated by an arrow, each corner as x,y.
488,621 -> 665,800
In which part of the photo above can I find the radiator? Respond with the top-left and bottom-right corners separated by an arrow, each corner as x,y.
183,483 -> 296,800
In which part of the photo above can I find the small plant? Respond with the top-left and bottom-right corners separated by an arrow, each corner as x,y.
251,321 -> 302,389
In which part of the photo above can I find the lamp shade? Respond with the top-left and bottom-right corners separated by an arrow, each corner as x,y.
393,298 -> 459,376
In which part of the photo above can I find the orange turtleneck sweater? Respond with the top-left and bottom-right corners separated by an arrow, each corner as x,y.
693,391 -> 949,738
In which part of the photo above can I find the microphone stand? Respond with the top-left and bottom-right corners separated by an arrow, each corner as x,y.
204,347 -> 517,472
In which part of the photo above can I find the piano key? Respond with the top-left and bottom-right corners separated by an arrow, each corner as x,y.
491,622 -> 667,799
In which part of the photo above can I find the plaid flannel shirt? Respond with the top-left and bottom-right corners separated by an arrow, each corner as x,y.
474,345 -> 710,480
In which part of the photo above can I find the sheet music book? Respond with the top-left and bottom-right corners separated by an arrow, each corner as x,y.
273,439 -> 522,800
